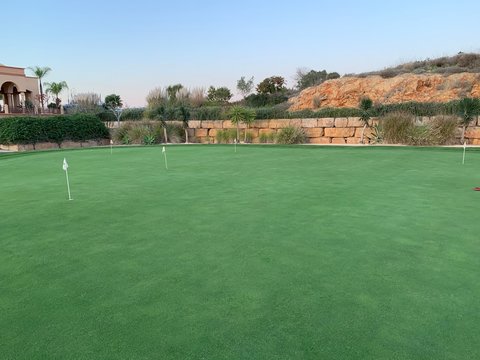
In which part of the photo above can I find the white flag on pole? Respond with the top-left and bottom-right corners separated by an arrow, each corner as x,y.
462,141 -> 467,164
110,139 -> 113,145
62,158 -> 72,200
162,146 -> 166,153
62,158 -> 69,171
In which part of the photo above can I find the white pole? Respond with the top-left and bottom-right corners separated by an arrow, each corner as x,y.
110,139 -> 113,155
234,138 -> 237,153
162,146 -> 168,170
462,142 -> 466,165
65,168 -> 72,200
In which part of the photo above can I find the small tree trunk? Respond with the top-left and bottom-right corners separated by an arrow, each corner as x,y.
163,127 -> 168,144
185,128 -> 189,144
244,124 -> 248,143
360,124 -> 366,144
461,124 -> 466,143
39,81 -> 44,112
236,123 -> 239,143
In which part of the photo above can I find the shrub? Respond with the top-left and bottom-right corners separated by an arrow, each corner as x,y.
143,134 -> 156,145
428,116 -> 459,145
244,93 -> 288,107
128,125 -> 151,144
216,130 -> 226,143
380,113 -> 459,145
166,123 -> 185,143
0,114 -> 109,145
122,108 -> 145,121
259,132 -> 268,143
381,112 -> 415,144
191,106 -> 225,120
276,126 -> 307,144
244,131 -> 254,143
113,123 -> 133,144
215,129 -> 236,143
408,125 -> 432,146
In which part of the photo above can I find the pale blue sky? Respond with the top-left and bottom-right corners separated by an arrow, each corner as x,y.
3,0 -> 480,106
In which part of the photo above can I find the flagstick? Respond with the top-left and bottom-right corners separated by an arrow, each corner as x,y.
110,140 -> 113,155
234,138 -> 237,153
65,168 -> 72,200
462,142 -> 466,165
162,147 -> 168,170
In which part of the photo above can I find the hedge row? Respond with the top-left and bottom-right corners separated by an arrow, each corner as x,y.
94,99 -> 479,123
0,114 -> 109,144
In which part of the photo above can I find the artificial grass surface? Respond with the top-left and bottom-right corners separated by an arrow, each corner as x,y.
1,145 -> 479,359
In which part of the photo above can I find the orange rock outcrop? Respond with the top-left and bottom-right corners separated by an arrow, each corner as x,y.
289,73 -> 480,111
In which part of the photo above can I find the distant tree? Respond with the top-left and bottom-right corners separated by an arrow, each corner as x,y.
327,72 -> 341,80
44,81 -> 68,108
72,92 -> 101,113
228,106 -> 256,142
104,94 -> 123,126
207,86 -> 233,103
256,76 -> 286,94
28,66 -> 51,111
237,76 -> 254,99
295,69 -> 340,90
358,97 -> 373,144
104,94 -> 123,108
146,87 -> 167,108
166,84 -> 183,103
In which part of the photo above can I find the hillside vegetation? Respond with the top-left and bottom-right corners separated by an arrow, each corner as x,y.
289,54 -> 480,111
355,52 -> 480,78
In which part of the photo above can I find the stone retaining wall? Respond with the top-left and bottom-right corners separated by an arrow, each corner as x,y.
0,139 -> 109,152
188,117 -> 480,145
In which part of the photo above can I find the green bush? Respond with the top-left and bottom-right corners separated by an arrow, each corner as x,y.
143,134 -> 156,145
191,106 -> 226,120
276,126 -> 307,144
122,108 -> 145,121
0,114 -> 109,145
244,93 -> 288,107
215,129 -> 236,144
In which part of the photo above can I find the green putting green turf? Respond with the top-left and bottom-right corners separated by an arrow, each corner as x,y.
1,145 -> 479,359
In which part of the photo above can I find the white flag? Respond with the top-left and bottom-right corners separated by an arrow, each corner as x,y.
110,139 -> 113,145
464,141 -> 467,149
162,146 -> 166,153
62,158 -> 69,171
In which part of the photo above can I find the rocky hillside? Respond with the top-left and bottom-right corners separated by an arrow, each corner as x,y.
289,72 -> 480,111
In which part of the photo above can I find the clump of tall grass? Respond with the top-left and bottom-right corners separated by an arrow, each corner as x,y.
276,126 -> 306,144
380,112 -> 459,145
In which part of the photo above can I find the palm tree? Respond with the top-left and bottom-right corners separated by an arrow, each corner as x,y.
44,81 -> 68,108
359,97 -> 373,144
229,106 -> 246,142
458,97 -> 479,143
177,105 -> 191,143
28,66 -> 51,111
148,105 -> 169,143
242,108 -> 256,143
